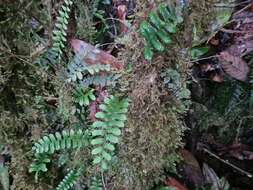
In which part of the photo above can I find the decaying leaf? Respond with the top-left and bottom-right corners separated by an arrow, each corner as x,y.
165,177 -> 188,190
202,163 -> 221,190
71,39 -> 124,70
180,149 -> 204,186
219,51 -> 250,81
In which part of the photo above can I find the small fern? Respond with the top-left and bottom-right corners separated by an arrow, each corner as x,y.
52,0 -> 73,57
90,176 -> 103,190
29,154 -> 51,182
82,74 -> 121,87
67,53 -> 111,83
56,169 -> 82,190
74,87 -> 96,106
32,129 -> 89,155
139,3 -> 183,60
91,95 -> 129,171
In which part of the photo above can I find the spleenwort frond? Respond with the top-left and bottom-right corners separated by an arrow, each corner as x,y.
52,0 -> 73,57
74,87 -> 96,106
82,74 -> 121,87
90,176 -> 103,190
29,154 -> 51,182
91,96 -> 129,171
56,169 -> 82,190
139,3 -> 183,61
32,129 -> 89,155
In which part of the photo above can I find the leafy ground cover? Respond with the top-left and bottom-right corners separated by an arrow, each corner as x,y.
0,0 -> 252,189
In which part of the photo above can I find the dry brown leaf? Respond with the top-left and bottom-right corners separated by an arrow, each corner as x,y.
219,51 -> 250,81
70,39 -> 124,70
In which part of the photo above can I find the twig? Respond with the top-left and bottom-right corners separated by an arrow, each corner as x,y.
234,2 -> 252,16
220,28 -> 253,34
101,172 -> 107,190
203,148 -> 253,178
190,55 -> 218,63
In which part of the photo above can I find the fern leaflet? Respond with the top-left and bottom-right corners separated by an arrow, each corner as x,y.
52,0 -> 73,57
32,129 -> 89,155
56,169 -> 82,190
91,95 -> 129,171
90,176 -> 103,190
74,87 -> 96,106
139,3 -> 183,60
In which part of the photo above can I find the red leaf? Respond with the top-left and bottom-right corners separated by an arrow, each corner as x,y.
70,39 -> 124,70
165,177 -> 188,190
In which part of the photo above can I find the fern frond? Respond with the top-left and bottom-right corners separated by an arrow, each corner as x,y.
91,96 -> 129,171
32,129 -> 89,155
139,3 -> 183,60
56,169 -> 81,190
90,176 -> 103,190
29,154 -> 51,182
52,0 -> 73,57
82,74 -> 121,87
67,53 -> 111,83
74,87 -> 96,106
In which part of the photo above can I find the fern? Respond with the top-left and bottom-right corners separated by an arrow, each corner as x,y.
91,95 -> 129,171
139,3 -> 183,61
52,0 -> 73,57
32,129 -> 89,155
74,87 -> 96,106
90,176 -> 103,190
29,154 -> 51,182
82,74 -> 121,87
56,169 -> 82,190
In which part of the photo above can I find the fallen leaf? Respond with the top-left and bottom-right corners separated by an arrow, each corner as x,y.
219,51 -> 250,81
70,39 -> 124,70
210,72 -> 224,83
165,177 -> 188,190
180,149 -> 204,186
202,163 -> 221,190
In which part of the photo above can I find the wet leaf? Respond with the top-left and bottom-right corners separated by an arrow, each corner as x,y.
219,51 -> 250,81
190,46 -> 210,59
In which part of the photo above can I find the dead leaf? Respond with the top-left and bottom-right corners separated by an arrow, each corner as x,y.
180,149 -> 204,186
70,39 -> 124,70
165,177 -> 188,190
202,163 -> 221,190
219,51 -> 250,81
210,72 -> 224,83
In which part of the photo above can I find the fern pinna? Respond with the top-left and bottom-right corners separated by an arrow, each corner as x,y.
52,0 -> 73,57
56,169 -> 82,190
91,95 -> 129,171
139,3 -> 183,61
32,129 -> 89,155
74,87 -> 96,106
90,176 -> 103,190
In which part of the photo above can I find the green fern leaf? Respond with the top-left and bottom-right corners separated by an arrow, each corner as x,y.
90,176 -> 103,190
91,96 -> 129,171
139,3 -> 183,61
74,87 -> 96,106
52,0 -> 73,58
32,129 -> 89,155
56,169 -> 81,190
